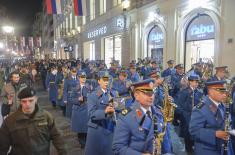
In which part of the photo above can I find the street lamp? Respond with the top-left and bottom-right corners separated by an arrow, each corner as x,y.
0,42 -> 4,49
122,0 -> 130,11
2,26 -> 14,34
2,25 -> 14,61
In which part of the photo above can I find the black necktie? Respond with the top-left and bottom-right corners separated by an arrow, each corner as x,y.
146,110 -> 152,120
218,104 -> 224,119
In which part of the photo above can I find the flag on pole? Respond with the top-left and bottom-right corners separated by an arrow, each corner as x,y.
20,36 -> 25,47
46,0 -> 63,14
73,0 -> 87,16
36,37 -> 42,47
29,37 -> 34,49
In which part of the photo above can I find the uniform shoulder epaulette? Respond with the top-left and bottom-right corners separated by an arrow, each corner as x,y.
196,102 -> 205,109
121,107 -> 132,116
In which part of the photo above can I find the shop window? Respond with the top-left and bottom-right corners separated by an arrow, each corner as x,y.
100,0 -> 106,15
104,35 -> 122,68
113,0 -> 122,6
184,14 -> 215,71
83,16 -> 86,25
90,41 -> 95,60
147,25 -> 164,65
90,0 -> 95,20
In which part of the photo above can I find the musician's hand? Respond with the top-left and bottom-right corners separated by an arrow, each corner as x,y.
142,153 -> 151,155
78,96 -> 83,102
105,106 -> 115,114
216,130 -> 229,140
64,101 -> 67,105
168,96 -> 173,103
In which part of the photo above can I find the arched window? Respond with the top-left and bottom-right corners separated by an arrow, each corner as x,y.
184,14 -> 215,71
147,25 -> 164,65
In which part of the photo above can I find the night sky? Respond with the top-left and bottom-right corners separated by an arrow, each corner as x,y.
0,0 -> 43,36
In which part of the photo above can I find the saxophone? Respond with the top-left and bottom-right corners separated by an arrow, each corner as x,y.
162,82 -> 178,122
152,82 -> 177,155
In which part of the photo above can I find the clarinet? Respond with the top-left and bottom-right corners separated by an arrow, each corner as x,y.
223,80 -> 233,154
152,116 -> 157,155
223,103 -> 230,155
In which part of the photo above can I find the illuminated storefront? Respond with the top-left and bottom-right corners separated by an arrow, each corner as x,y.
82,15 -> 128,66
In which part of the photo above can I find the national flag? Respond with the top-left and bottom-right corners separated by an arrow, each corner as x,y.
29,37 -> 34,49
46,0 -> 63,14
36,37 -> 42,47
73,0 -> 87,16
20,36 -> 25,47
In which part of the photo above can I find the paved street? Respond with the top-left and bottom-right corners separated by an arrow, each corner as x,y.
0,81 -> 188,155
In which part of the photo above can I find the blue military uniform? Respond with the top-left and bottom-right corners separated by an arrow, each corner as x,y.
112,79 -> 172,155
177,75 -> 203,152
46,70 -> 58,107
162,60 -> 175,78
127,64 -> 140,83
153,86 -> 164,108
189,81 -> 234,155
85,71 -> 118,155
55,71 -> 65,107
71,72 -> 91,148
170,72 -> 184,100
63,74 -> 80,118
161,68 -> 175,78
112,79 -> 130,97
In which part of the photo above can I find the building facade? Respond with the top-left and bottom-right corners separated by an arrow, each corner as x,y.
52,0 -> 235,74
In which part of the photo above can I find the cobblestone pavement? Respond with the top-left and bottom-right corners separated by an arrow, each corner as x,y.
1,81 -> 189,155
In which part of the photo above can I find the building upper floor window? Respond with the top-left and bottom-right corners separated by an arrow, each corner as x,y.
90,0 -> 95,20
100,0 -> 106,15
113,0 -> 122,6
83,16 -> 86,25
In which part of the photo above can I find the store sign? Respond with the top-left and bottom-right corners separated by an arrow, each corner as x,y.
148,26 -> 164,45
84,16 -> 127,41
150,33 -> 163,43
88,26 -> 107,39
116,17 -> 125,28
190,24 -> 214,38
187,15 -> 215,41
64,45 -> 73,52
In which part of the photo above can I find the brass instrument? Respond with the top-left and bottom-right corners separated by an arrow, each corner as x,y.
162,82 -> 178,122
153,81 -> 177,155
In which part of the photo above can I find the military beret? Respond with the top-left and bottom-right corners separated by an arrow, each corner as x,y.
206,80 -> 227,92
97,71 -> 109,78
18,87 -> 36,99
167,60 -> 174,64
188,75 -> 200,81
175,64 -> 184,69
131,79 -> 155,91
